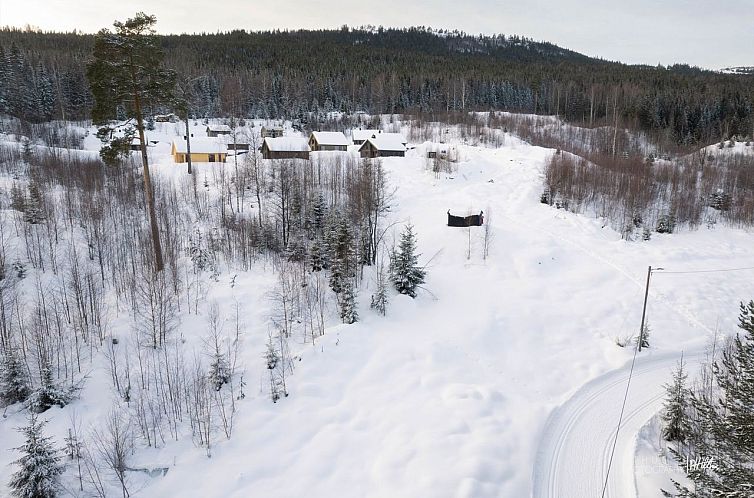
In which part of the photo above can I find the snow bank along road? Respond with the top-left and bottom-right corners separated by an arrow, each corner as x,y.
532,350 -> 704,498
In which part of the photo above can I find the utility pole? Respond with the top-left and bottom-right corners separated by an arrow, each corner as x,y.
638,265 -> 663,351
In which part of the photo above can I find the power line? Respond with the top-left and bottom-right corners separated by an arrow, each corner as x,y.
601,315 -> 641,498
655,266 -> 754,275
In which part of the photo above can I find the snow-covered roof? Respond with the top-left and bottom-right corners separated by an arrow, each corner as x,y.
172,138 -> 226,154
353,130 -> 407,144
218,134 -> 250,145
360,134 -> 407,152
310,131 -> 350,146
206,124 -> 232,133
352,129 -> 381,142
263,137 -> 310,152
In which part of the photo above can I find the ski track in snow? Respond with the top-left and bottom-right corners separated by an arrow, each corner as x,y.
532,350 -> 704,498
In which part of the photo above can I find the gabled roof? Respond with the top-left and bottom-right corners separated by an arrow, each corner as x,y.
353,129 -> 407,144
352,129 -> 381,142
310,131 -> 350,146
263,137 -> 310,152
206,124 -> 232,133
172,138 -> 226,154
218,134 -> 250,145
359,134 -> 407,152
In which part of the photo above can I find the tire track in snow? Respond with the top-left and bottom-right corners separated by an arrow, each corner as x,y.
531,350 -> 704,498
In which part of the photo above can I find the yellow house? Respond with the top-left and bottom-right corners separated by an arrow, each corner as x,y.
171,138 -> 227,163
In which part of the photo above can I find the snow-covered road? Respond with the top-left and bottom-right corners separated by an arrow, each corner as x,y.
531,350 -> 704,498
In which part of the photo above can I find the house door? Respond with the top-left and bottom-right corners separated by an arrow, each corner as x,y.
209,154 -> 215,162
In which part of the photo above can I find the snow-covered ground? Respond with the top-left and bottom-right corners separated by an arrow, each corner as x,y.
2,119 -> 753,497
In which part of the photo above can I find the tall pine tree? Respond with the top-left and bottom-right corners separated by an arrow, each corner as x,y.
9,414 -> 63,498
87,13 -> 176,273
390,224 -> 426,298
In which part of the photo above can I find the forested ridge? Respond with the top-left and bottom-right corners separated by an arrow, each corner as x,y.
1,25 -> 753,144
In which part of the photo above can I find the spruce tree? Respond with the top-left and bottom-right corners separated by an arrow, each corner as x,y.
370,264 -> 389,316
9,414 -> 63,498
390,224 -> 426,298
668,300 -> 754,496
661,356 -> 690,442
340,282 -> 359,324
27,367 -> 72,414
0,348 -> 31,406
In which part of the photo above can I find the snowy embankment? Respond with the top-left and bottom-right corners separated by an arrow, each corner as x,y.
1,123 -> 753,497
532,350 -> 705,498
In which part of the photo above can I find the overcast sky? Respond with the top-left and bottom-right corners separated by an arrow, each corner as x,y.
1,0 -> 751,69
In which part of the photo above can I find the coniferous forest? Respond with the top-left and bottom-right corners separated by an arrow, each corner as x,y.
1,26 -> 753,145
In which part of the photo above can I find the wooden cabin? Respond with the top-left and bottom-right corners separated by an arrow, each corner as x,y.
155,113 -> 178,123
308,131 -> 350,151
262,137 -> 310,160
359,134 -> 406,158
206,124 -> 232,137
171,138 -> 227,163
261,125 -> 284,138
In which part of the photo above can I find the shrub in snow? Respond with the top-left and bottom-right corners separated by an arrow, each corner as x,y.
370,266 -> 389,316
635,323 -> 650,349
265,333 -> 289,403
708,191 -> 732,212
9,414 -> 63,498
27,367 -> 74,413
642,227 -> 652,241
390,224 -> 426,298
655,215 -> 675,234
12,261 -> 27,279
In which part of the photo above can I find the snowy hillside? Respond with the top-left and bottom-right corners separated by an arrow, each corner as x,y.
1,118 -> 753,498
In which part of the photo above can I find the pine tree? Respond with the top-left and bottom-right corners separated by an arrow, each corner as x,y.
27,366 -> 72,413
668,301 -> 754,496
310,238 -> 325,272
370,263 -> 389,316
661,356 -> 690,442
340,282 -> 359,324
87,13 -> 176,273
23,181 -> 45,225
390,224 -> 426,298
208,353 -> 230,392
8,414 -> 63,498
0,348 -> 31,406
264,332 -> 288,403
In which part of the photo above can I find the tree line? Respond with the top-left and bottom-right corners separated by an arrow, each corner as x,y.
1,25 -> 753,144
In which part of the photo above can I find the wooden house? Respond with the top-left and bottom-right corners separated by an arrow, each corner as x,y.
261,125 -> 284,138
171,138 -> 227,163
262,137 -> 310,160
221,135 -> 250,151
206,124 -> 232,137
359,134 -> 407,158
308,131 -> 350,151
155,113 -> 178,123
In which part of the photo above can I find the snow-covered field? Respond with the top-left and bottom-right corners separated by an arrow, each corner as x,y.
1,119 -> 752,497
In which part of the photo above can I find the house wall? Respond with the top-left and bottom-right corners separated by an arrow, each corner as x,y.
173,152 -> 227,163
263,149 -> 309,160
